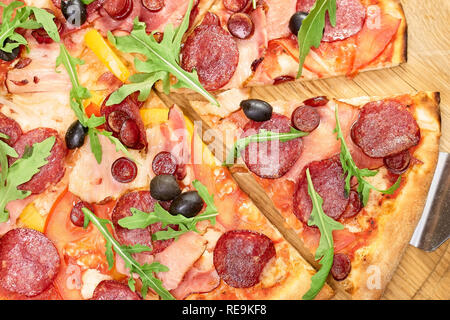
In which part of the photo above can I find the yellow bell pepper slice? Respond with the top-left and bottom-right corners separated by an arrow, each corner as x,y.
84,29 -> 130,83
18,203 -> 46,232
83,90 -> 105,109
140,108 -> 169,127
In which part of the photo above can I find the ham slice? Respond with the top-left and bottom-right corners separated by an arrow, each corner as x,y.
264,0 -> 297,40
154,232 -> 207,291
351,6 -> 401,73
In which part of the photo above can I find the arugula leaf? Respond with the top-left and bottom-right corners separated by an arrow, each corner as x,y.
224,127 -> 309,166
106,0 -> 219,107
0,136 -> 55,223
56,43 -> 130,164
118,180 -> 219,241
82,207 -> 174,300
81,0 -> 97,4
0,2 -> 60,53
296,0 -> 336,78
333,105 -> 401,206
302,168 -> 344,300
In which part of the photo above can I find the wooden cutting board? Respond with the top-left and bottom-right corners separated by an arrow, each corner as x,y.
163,0 -> 450,299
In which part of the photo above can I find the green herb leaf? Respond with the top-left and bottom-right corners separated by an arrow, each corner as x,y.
118,180 -> 219,241
224,127 -> 309,166
302,168 -> 344,300
0,136 -> 55,223
82,208 -> 174,300
0,2 -> 60,52
296,0 -> 336,78
333,105 -> 401,206
81,0 -> 97,4
106,0 -> 219,107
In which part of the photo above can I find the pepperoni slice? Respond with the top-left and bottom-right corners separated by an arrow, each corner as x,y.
331,253 -> 351,281
0,228 -> 60,297
70,201 -> 94,227
291,106 -> 320,132
223,0 -> 249,12
111,191 -> 155,248
103,0 -> 134,20
383,150 -> 411,174
152,151 -> 178,176
111,191 -> 175,253
201,12 -> 221,26
241,113 -> 303,179
91,280 -> 141,300
293,156 -> 349,223
303,96 -> 329,107
340,190 -> 361,219
227,13 -> 254,39
181,24 -> 239,91
351,100 -> 420,158
10,128 -> 66,195
101,94 -> 147,150
141,0 -> 165,12
297,0 -> 366,42
213,230 -> 276,288
0,113 -> 22,146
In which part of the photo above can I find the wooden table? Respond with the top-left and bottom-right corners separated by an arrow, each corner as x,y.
164,0 -> 449,299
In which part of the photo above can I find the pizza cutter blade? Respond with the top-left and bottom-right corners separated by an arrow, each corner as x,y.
410,152 -> 450,252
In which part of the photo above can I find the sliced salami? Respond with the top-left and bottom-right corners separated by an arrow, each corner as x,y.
152,151 -> 178,176
10,128 -> 66,195
91,280 -> 141,300
111,191 -> 155,248
213,230 -> 276,288
223,0 -> 249,13
181,24 -> 239,91
293,155 -> 349,223
351,100 -> 420,158
0,228 -> 60,297
0,112 -> 22,146
331,253 -> 351,281
296,0 -> 366,42
101,94 -> 147,150
241,113 -> 303,178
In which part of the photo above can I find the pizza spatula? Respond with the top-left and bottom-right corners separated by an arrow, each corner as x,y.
410,152 -> 450,252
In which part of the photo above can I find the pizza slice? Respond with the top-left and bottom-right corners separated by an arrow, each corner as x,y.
187,91 -> 441,299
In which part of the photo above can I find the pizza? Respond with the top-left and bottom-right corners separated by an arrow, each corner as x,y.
0,0 -> 441,301
188,91 -> 441,299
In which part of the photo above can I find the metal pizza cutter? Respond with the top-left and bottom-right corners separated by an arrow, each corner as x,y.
410,152 -> 450,252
